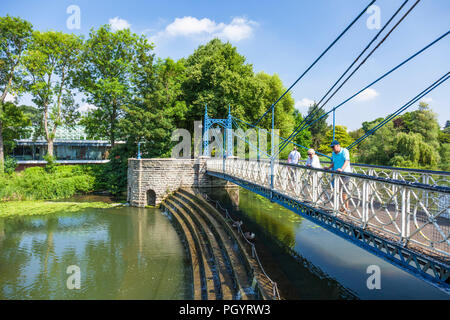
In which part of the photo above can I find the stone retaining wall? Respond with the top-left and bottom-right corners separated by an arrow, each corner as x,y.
127,157 -> 233,207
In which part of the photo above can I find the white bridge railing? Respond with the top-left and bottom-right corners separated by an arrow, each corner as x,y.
299,159 -> 450,187
206,158 -> 450,258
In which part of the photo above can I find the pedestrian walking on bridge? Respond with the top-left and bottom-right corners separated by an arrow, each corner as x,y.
287,146 -> 301,165
326,140 -> 352,212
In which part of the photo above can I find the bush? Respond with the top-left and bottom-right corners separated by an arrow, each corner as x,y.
4,156 -> 17,174
43,154 -> 58,173
0,165 -> 96,201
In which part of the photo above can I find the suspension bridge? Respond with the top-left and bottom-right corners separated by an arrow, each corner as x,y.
128,0 -> 450,296
200,0 -> 450,293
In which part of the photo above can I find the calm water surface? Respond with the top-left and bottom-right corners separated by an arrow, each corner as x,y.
208,187 -> 450,300
0,205 -> 192,300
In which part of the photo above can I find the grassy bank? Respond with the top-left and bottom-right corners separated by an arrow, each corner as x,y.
0,200 -> 114,218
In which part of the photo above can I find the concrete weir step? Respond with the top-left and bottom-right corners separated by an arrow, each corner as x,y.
179,189 -> 276,300
174,190 -> 253,300
171,193 -> 234,300
162,199 -> 217,300
162,188 -> 277,300
160,199 -> 203,300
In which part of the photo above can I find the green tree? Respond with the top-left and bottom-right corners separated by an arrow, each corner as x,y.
0,15 -> 33,172
77,25 -> 155,147
253,72 -> 295,138
182,39 -> 260,130
444,120 -> 450,134
356,103 -> 443,169
318,125 -> 353,155
0,102 -> 32,155
121,57 -> 187,158
357,120 -> 396,166
401,102 -> 441,151
438,126 -> 450,171
23,31 -> 83,157
306,104 -> 329,150
292,109 -> 312,157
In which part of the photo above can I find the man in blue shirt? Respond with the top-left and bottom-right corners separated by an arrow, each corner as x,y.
326,140 -> 352,212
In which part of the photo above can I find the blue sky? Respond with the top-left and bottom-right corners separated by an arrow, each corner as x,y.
2,0 -> 449,130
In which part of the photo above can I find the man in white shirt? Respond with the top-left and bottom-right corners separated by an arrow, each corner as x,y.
287,146 -> 301,165
306,149 -> 322,169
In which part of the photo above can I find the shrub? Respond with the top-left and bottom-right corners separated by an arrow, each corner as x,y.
4,156 -> 17,174
0,165 -> 96,201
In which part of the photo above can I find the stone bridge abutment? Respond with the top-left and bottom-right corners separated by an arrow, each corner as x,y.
127,157 -> 236,207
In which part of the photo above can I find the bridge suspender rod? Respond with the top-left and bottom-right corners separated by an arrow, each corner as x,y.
279,0 -> 419,154
347,71 -> 450,150
252,0 -> 376,127
273,30 -> 450,160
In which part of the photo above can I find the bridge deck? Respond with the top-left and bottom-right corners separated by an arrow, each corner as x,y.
205,158 -> 450,292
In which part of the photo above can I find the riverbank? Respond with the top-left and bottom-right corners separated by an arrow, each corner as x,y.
0,200 -> 115,218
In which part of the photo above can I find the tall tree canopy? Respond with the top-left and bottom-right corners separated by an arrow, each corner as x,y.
306,104 -> 329,151
22,31 -> 82,158
182,39 -> 257,128
318,125 -> 353,155
354,102 -> 443,169
0,15 -> 33,171
77,25 -> 155,147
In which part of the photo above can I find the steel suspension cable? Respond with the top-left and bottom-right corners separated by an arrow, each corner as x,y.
273,30 -> 450,159
232,116 -> 332,159
279,0 -> 420,154
252,0 -> 376,127
347,71 -> 450,150
315,0 -> 413,110
318,0 -> 421,111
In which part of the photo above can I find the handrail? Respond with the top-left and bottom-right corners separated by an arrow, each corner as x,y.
222,158 -> 450,193
205,158 -> 450,258
197,191 -> 281,300
255,158 -> 450,176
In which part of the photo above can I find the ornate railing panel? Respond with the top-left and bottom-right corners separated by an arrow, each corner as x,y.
206,158 -> 450,258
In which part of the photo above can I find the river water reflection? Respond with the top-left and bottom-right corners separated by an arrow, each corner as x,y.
0,206 -> 192,300
206,187 -> 449,300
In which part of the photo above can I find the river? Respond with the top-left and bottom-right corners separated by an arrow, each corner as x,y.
205,187 -> 450,300
1,189 -> 448,300
0,205 -> 192,299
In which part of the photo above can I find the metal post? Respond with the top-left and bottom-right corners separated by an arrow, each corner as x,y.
333,109 -> 336,141
333,175 -> 339,214
362,180 -> 368,228
137,141 -> 141,159
312,171 -> 318,203
227,104 -> 233,158
270,105 -> 275,192
203,104 -> 209,156
223,128 -> 226,173
401,187 -> 407,241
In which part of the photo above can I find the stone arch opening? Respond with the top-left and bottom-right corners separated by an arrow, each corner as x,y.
146,189 -> 156,206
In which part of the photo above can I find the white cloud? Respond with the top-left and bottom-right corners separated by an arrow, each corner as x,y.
109,17 -> 131,31
295,98 -> 315,110
421,97 -> 433,104
78,103 -> 97,114
151,16 -> 257,42
219,17 -> 256,41
354,88 -> 379,102
166,17 -> 219,37
4,92 -> 15,102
